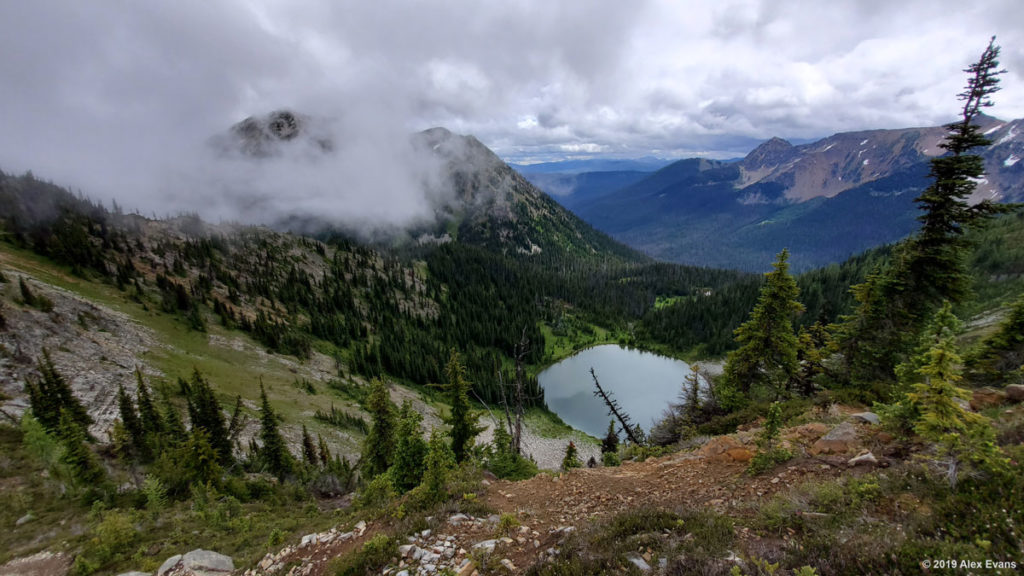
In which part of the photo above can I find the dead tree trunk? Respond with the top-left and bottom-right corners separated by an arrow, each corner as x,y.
591,367 -> 642,446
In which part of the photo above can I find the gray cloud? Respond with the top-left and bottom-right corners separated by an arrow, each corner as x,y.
0,0 -> 1021,227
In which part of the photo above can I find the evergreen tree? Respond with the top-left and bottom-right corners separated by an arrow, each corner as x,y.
443,349 -> 484,463
159,389 -> 188,447
721,249 -> 804,403
25,350 -> 93,435
301,424 -> 318,467
601,420 -> 619,455
839,39 -> 1006,389
135,369 -> 163,440
361,378 -> 396,478
906,317 -> 1005,487
116,381 -> 148,461
967,292 -> 1024,384
180,428 -> 223,489
389,400 -> 428,492
57,408 -> 106,485
420,428 -> 455,504
184,369 -> 233,466
258,383 -> 293,480
317,433 -> 331,466
910,37 -> 1005,306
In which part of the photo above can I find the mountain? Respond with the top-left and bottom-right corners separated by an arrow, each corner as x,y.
511,157 -> 672,175
215,113 -> 642,262
512,158 -> 673,212
570,116 -> 1024,271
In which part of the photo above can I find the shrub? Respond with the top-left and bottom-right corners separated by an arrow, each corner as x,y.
601,452 -> 620,467
561,441 -> 581,470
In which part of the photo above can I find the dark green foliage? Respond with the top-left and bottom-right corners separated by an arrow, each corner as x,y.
332,533 -> 397,576
159,389 -> 188,447
184,369 -> 233,466
600,420 -> 618,454
561,441 -> 582,470
314,405 -> 369,434
25,350 -> 93,435
134,370 -> 163,441
116,382 -> 148,461
257,383 -> 293,480
388,400 -> 428,492
300,425 -> 318,466
722,250 -> 803,405
442,350 -> 483,463
967,292 -> 1024,384
838,40 -> 1006,391
911,38 -> 1005,304
178,428 -> 222,492
905,306 -> 1006,487
57,408 -> 105,486
485,426 -> 538,480
419,428 -> 455,504
360,379 -> 396,478
747,402 -> 792,475
18,277 -> 53,312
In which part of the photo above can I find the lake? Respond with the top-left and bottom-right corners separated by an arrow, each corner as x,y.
538,344 -> 697,438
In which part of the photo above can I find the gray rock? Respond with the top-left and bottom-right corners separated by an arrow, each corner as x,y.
117,572 -> 152,576
1006,384 -> 1024,402
850,412 -> 880,425
157,555 -> 182,576
627,553 -> 651,572
472,539 -> 497,553
156,550 -> 233,576
15,513 -> 34,526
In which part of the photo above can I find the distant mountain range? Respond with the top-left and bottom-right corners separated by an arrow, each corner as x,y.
529,115 -> 1024,271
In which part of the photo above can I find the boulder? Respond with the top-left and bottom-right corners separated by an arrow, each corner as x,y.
157,550 -> 233,576
1005,384 -> 1024,403
849,412 -> 880,425
700,436 -> 754,463
970,388 -> 1007,411
810,422 -> 859,455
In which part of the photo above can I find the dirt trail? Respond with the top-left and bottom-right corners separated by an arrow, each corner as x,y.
262,448 -> 849,576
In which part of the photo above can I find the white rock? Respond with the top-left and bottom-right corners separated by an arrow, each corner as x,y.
850,412 -> 880,425
472,539 -> 497,553
848,452 -> 878,467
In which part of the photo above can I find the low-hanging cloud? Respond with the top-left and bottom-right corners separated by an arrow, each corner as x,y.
0,0 -> 1022,230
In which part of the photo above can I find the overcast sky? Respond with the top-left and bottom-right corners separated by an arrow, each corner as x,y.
1,0 -> 1022,220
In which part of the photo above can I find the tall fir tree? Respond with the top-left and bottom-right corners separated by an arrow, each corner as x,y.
135,369 -> 164,440
185,369 -> 233,466
420,428 -> 455,504
361,378 -> 396,478
839,39 -> 1005,390
389,400 -> 428,492
909,37 -> 1004,306
721,249 -> 804,404
905,310 -> 1005,487
443,350 -> 484,463
25,350 -> 93,435
116,381 -> 149,461
301,424 -> 318,467
57,408 -> 106,486
258,383 -> 293,480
